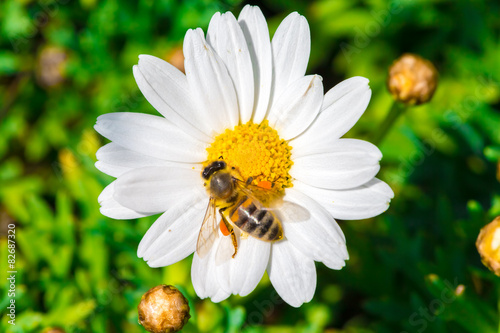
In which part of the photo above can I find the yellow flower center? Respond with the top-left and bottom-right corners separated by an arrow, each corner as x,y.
205,121 -> 293,194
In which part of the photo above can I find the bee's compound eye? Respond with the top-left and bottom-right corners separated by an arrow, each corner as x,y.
201,168 -> 210,179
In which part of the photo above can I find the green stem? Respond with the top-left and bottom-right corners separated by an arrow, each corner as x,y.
372,101 -> 408,145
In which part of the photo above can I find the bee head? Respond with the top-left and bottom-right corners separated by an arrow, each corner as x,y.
202,160 -> 227,180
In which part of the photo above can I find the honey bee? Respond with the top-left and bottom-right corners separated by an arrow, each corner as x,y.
197,160 -> 283,259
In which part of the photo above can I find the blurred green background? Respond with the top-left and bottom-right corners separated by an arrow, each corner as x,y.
1,0 -> 500,332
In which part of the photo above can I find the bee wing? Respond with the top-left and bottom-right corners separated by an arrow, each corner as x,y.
234,179 -> 310,222
215,227 -> 240,266
233,178 -> 276,206
274,200 -> 311,222
196,197 -> 219,259
233,177 -> 275,192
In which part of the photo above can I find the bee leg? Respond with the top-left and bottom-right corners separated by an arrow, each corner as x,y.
219,208 -> 238,258
229,230 -> 238,258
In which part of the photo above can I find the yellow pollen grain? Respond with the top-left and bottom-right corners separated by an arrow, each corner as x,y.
205,121 -> 293,194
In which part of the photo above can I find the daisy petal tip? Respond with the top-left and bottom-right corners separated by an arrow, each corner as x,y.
142,258 -> 157,268
132,64 -> 141,78
366,85 -> 373,95
194,27 -> 205,37
357,84 -> 372,101
285,292 -> 314,308
288,300 -> 304,308
93,122 -> 105,137
137,55 -> 165,71
211,292 -> 230,303
184,28 -> 209,57
238,4 -> 265,21
137,55 -> 151,66
325,261 -> 347,271
298,13 -> 309,25
137,240 -> 149,259
211,11 -> 221,20
144,252 -> 180,268
183,29 -> 196,49
97,206 -> 107,217
351,75 -> 370,85
99,204 -> 120,220
220,10 -> 236,21
384,183 -> 395,199
94,160 -> 104,172
95,114 -> 105,124
365,142 -> 383,160
145,259 -> 164,268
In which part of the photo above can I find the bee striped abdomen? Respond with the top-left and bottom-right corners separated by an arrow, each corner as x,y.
230,196 -> 283,242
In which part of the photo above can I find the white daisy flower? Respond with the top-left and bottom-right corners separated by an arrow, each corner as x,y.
95,5 -> 394,307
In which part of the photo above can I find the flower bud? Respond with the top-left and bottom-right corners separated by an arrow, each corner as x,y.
387,53 -> 438,105
138,285 -> 190,333
476,216 -> 500,276
36,46 -> 68,88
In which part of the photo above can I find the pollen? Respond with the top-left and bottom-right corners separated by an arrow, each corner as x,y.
206,121 -> 293,193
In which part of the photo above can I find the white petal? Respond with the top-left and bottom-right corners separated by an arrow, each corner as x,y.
271,12 -> 310,104
291,77 -> 371,151
268,240 -> 316,307
215,235 -> 270,296
206,12 -> 221,47
98,181 -> 151,219
238,5 -> 273,123
211,289 -> 231,303
209,12 -> 254,123
95,161 -> 132,179
294,178 -> 394,220
214,229 -> 238,266
267,75 -> 323,140
133,56 -> 212,141
192,236 -> 231,302
95,143 -> 197,178
139,191 -> 208,267
113,166 -> 204,213
184,28 -> 239,135
290,139 -> 382,190
280,188 -> 348,270
94,112 -> 207,163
